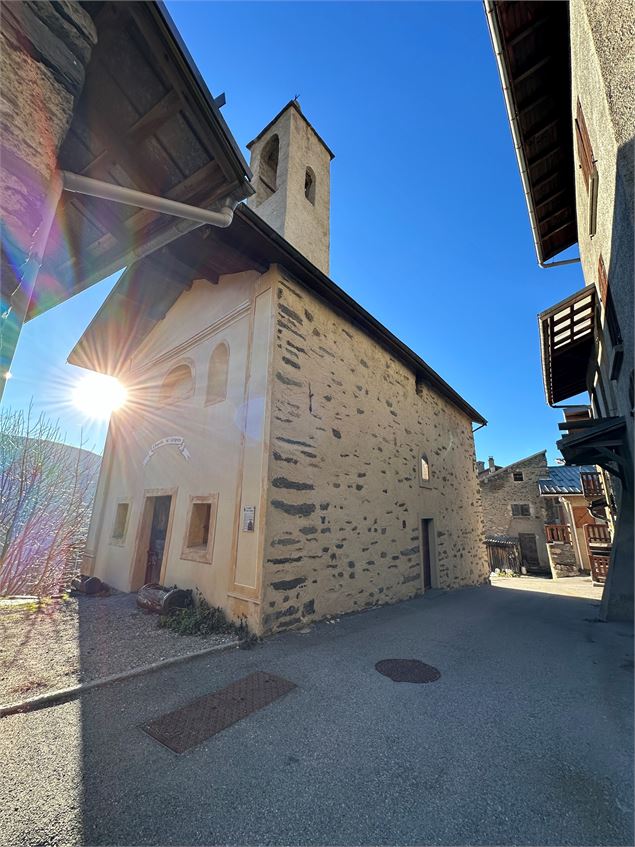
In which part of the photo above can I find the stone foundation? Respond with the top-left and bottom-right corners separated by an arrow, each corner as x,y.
547,542 -> 579,579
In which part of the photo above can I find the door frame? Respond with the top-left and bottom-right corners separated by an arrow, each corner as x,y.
418,516 -> 438,592
129,487 -> 178,590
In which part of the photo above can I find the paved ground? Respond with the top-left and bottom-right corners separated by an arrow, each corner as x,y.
1,579 -> 632,846
0,593 -> 234,706
491,572 -> 604,600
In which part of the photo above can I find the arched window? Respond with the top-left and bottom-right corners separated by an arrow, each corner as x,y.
419,452 -> 430,485
257,135 -> 279,204
160,364 -> 193,406
304,167 -> 316,204
206,343 -> 229,405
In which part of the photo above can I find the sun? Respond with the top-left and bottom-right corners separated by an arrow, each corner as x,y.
72,373 -> 127,419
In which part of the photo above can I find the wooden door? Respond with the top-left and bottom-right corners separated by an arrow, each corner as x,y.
145,495 -> 171,584
421,520 -> 432,590
518,533 -> 540,572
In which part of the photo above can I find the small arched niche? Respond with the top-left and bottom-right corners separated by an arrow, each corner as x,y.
257,135 -> 279,204
304,167 -> 316,204
160,363 -> 194,406
419,452 -> 431,485
206,342 -> 229,405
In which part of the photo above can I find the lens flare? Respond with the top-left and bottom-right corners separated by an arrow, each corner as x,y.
72,373 -> 127,420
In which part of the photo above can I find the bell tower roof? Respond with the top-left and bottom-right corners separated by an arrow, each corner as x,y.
246,99 -> 335,160
246,100 -> 333,274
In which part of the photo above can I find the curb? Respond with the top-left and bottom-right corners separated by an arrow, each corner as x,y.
0,637 -> 242,718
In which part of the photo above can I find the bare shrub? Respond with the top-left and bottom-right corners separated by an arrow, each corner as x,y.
0,405 -> 100,596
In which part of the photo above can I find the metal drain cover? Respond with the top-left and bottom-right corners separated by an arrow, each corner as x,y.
141,671 -> 296,753
375,659 -> 440,683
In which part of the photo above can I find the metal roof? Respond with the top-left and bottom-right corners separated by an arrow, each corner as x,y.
538,464 -> 596,495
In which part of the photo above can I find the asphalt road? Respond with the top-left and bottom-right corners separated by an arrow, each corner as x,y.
1,579 -> 633,846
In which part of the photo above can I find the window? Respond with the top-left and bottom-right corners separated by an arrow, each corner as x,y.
304,167 -> 316,204
111,501 -> 129,542
605,289 -> 622,347
511,504 -> 531,517
187,502 -> 211,548
513,471 -> 524,482
257,134 -> 279,204
182,495 -> 218,563
160,364 -> 193,406
206,343 -> 229,405
419,452 -> 430,485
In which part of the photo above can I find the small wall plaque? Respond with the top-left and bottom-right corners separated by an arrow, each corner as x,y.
242,506 -> 256,532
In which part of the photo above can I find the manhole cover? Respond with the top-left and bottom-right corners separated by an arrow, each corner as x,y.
141,671 -> 296,753
375,659 -> 440,683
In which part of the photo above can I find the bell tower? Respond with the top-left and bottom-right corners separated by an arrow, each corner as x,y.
246,100 -> 334,275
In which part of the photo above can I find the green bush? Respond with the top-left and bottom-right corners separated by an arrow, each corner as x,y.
158,590 -> 250,640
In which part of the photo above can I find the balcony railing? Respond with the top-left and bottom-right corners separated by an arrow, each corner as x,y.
590,554 -> 610,584
545,524 -> 572,544
585,523 -> 612,546
581,471 -> 603,498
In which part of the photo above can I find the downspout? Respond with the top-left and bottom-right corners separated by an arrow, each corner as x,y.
62,172 -> 236,229
483,1 -> 580,270
58,171 -> 242,293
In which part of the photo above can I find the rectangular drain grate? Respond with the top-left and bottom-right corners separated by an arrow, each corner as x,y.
141,671 -> 296,753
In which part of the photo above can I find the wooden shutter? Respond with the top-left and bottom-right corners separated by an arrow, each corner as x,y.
575,100 -> 594,189
597,255 -> 608,303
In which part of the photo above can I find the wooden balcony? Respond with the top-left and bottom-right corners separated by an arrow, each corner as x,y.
585,523 -> 612,546
581,471 -> 603,498
545,524 -> 572,544
590,554 -> 610,584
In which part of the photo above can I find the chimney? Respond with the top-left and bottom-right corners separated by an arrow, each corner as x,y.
488,456 -> 496,473
476,460 -> 485,475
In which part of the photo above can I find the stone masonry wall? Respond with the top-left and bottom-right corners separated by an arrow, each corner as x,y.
547,542 -> 579,579
479,452 -> 550,568
259,269 -> 488,633
0,1 -> 96,372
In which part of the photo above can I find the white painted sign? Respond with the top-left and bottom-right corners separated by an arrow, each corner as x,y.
242,506 -> 256,532
143,436 -> 191,466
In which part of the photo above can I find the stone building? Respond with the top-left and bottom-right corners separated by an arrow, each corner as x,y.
480,450 -> 612,580
485,0 -> 634,619
479,451 -> 551,573
72,101 -> 489,635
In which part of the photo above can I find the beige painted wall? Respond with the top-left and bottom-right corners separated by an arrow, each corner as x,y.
247,104 -> 331,274
570,0 -> 634,445
84,270 -> 275,631
260,268 -> 489,633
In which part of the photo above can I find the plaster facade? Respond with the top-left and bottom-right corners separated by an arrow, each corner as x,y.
569,0 -> 634,619
246,102 -> 332,275
83,270 -> 275,634
570,0 -> 634,445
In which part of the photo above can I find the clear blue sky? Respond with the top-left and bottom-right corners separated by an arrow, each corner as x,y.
3,1 -> 585,465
